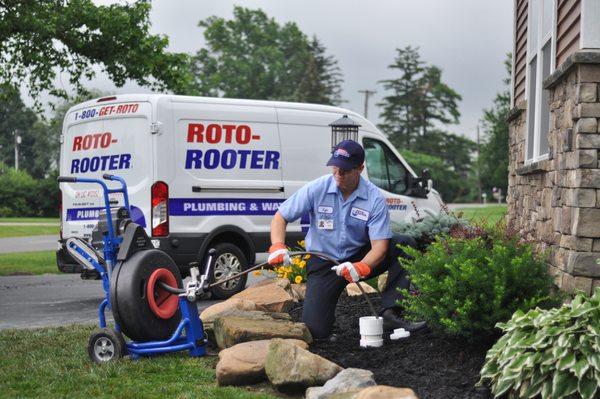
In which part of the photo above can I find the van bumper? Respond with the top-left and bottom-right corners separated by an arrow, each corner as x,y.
56,244 -> 83,273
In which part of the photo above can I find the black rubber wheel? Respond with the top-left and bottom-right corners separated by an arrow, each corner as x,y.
207,243 -> 248,299
110,249 -> 182,342
88,328 -> 124,363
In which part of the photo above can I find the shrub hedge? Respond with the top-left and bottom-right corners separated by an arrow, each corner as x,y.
0,166 -> 58,217
398,227 -> 559,339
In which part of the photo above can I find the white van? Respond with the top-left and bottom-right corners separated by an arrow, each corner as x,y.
57,94 -> 442,297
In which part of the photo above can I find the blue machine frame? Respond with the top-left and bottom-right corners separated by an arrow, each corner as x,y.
61,174 -> 206,359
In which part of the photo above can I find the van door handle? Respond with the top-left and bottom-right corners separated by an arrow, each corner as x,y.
192,186 -> 284,193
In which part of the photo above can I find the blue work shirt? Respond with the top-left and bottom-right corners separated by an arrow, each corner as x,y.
278,174 -> 392,260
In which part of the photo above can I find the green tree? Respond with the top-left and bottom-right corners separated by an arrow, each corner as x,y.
479,54 -> 511,196
402,148 -> 477,203
188,7 -> 343,105
0,1 -> 190,107
0,84 -> 39,173
294,36 -> 344,105
378,46 -> 461,149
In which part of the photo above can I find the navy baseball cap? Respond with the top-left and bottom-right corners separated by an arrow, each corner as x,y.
326,140 -> 365,170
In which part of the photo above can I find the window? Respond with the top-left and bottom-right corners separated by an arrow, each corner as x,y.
526,0 -> 554,161
363,138 -> 408,195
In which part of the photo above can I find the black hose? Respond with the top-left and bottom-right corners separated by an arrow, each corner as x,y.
155,251 -> 379,318
158,281 -> 185,294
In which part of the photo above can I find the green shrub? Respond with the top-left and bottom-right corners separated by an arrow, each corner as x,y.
398,231 -> 557,339
0,166 -> 58,217
479,288 -> 600,399
391,209 -> 469,250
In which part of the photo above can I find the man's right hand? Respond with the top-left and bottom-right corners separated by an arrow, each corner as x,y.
268,242 -> 291,266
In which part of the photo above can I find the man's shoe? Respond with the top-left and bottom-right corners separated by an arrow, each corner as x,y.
381,308 -> 427,333
313,333 -> 339,343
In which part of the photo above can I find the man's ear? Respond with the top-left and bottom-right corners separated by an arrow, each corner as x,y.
358,163 -> 365,173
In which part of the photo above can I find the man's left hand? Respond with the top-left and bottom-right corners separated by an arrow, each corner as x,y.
331,261 -> 371,283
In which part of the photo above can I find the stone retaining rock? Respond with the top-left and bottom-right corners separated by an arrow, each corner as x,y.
345,282 -> 378,296
216,339 -> 308,386
213,317 -> 312,349
231,280 -> 296,313
355,386 -> 419,399
305,368 -> 376,399
200,298 -> 258,326
290,283 -> 306,301
377,273 -> 388,292
265,338 -> 342,391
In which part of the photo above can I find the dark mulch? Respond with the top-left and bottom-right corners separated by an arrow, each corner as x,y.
290,293 -> 494,399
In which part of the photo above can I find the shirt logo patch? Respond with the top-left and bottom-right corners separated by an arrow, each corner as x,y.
318,205 -> 333,214
350,207 -> 369,221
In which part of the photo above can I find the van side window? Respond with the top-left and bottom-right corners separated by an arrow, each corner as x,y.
363,138 -> 407,195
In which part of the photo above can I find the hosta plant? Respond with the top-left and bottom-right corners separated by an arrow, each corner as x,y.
479,288 -> 600,399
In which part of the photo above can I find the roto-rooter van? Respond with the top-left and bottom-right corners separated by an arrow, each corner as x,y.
57,94 -> 442,298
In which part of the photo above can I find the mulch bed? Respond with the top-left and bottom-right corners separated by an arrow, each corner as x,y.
290,293 -> 495,399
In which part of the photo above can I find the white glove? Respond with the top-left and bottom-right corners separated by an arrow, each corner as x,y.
331,261 -> 361,282
268,243 -> 291,266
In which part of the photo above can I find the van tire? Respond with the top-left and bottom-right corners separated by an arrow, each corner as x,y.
208,242 -> 248,299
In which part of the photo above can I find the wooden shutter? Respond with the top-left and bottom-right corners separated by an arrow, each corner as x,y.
556,0 -> 581,67
514,0 -> 528,105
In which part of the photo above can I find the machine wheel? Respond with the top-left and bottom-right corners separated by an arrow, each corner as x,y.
208,243 -> 248,299
88,328 -> 124,364
110,249 -> 182,342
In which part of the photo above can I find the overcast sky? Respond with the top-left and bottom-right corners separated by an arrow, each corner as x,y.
86,0 -> 514,141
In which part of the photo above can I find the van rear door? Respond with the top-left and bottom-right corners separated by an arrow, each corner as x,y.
60,100 -> 153,240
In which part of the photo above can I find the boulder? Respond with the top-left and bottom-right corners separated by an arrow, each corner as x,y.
231,280 -> 296,313
345,282 -> 378,297
355,386 -> 419,399
213,317 -> 312,349
200,299 -> 290,344
265,338 -> 342,391
200,298 -> 258,325
251,277 -> 292,292
377,273 -> 388,292
216,339 -> 308,386
305,368 -> 376,399
290,283 -> 307,301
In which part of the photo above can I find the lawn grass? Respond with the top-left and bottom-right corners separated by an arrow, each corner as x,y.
455,205 -> 507,227
0,251 -> 58,276
0,324 -> 279,399
0,217 -> 59,223
0,225 -> 58,238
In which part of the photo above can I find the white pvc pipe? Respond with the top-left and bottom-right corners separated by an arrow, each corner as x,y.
359,316 -> 383,348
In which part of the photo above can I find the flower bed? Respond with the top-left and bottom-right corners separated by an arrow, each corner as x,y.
290,294 -> 494,399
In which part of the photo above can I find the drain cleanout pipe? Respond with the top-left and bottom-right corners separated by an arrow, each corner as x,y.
165,251 -> 378,318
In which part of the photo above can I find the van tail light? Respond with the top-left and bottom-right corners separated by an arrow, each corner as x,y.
151,181 -> 169,237
59,188 -> 63,240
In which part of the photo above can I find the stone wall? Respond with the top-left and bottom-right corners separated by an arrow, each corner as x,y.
507,51 -> 600,295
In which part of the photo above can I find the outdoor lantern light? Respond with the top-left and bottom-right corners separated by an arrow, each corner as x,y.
329,114 -> 360,150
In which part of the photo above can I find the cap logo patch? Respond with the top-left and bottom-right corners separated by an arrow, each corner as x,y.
334,148 -> 350,158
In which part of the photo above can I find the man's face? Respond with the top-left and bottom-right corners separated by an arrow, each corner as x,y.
332,164 -> 364,192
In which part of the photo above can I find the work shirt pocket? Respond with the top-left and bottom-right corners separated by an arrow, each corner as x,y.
347,214 -> 368,238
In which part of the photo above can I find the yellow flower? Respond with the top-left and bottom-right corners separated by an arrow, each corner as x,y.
298,240 -> 305,248
252,270 -> 262,276
295,275 -> 303,284
300,261 -> 306,268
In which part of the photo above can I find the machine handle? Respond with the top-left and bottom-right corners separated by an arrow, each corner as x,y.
103,174 -> 115,180
57,176 -> 77,183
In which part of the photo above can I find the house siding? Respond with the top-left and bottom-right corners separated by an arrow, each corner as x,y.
556,0 -> 581,67
514,0 -> 528,105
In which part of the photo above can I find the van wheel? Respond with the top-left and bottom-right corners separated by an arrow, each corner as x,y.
208,243 -> 248,299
